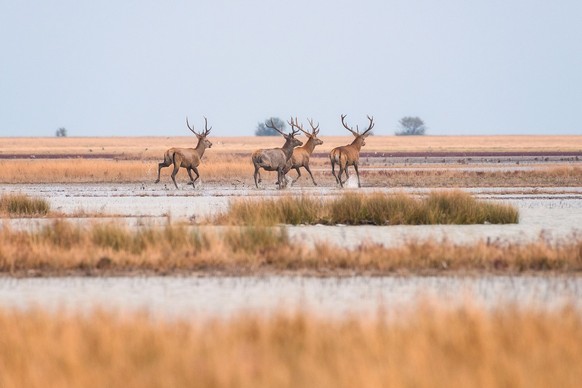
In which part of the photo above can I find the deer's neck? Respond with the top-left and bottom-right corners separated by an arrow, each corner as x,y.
349,137 -> 364,151
195,139 -> 208,158
281,139 -> 296,159
302,138 -> 317,154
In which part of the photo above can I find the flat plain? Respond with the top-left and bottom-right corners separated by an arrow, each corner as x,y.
1,135 -> 582,388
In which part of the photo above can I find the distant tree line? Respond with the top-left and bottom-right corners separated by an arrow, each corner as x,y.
254,116 -> 427,136
255,117 -> 287,136
396,117 -> 426,136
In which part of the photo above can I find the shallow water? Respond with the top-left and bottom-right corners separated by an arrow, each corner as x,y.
1,276 -> 580,319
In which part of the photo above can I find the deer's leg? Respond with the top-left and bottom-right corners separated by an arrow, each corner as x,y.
186,167 -> 200,188
254,165 -> 261,188
304,164 -> 317,186
186,168 -> 195,185
353,163 -> 361,188
341,165 -> 350,185
155,161 -> 170,183
331,160 -> 340,184
170,164 -> 180,189
338,164 -> 345,188
291,166 -> 301,185
278,167 -> 288,189
191,167 -> 200,188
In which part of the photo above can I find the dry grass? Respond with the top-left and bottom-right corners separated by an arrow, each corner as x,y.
1,159 -> 581,187
0,158 -> 252,184
1,135 -> 581,157
1,220 -> 581,276
216,191 -> 519,226
0,304 -> 581,388
1,135 -> 579,185
370,166 -> 582,188
0,194 -> 50,216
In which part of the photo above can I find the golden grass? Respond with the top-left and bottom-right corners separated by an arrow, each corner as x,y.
216,191 -> 519,225
1,158 -> 581,187
1,304 -> 581,388
0,158 -> 252,183
1,135 -> 581,157
372,165 -> 582,188
1,220 -> 581,276
0,193 -> 50,216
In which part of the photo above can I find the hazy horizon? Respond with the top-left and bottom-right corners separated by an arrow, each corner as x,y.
1,1 -> 580,137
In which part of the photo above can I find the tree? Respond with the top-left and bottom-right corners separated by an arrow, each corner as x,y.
396,117 -> 426,136
255,117 -> 286,136
55,127 -> 68,137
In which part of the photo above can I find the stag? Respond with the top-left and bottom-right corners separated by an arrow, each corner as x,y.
251,118 -> 302,189
283,118 -> 324,186
329,114 -> 374,188
155,117 -> 212,189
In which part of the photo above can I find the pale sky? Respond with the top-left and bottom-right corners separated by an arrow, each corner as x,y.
1,0 -> 581,137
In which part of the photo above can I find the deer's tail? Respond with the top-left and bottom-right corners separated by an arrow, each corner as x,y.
330,148 -> 344,167
161,150 -> 175,166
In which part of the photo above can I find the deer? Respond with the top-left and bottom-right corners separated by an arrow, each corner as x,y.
154,116 -> 212,189
329,114 -> 375,188
283,118 -> 324,186
251,118 -> 303,189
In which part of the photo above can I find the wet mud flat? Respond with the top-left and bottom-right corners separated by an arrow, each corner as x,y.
1,183 -> 581,248
1,275 -> 581,319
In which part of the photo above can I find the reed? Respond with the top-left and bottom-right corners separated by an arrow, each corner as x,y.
0,193 -> 50,216
0,303 -> 581,388
1,220 -> 580,276
218,191 -> 519,226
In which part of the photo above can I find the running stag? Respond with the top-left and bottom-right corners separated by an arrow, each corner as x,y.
155,117 -> 212,189
284,118 -> 324,186
329,114 -> 374,188
252,118 -> 302,189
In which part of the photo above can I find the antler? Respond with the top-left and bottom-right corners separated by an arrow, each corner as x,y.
307,118 -> 320,136
266,118 -> 286,137
186,116 -> 212,137
340,114 -> 359,136
203,116 -> 212,136
288,117 -> 310,137
186,117 -> 196,135
362,115 -> 375,135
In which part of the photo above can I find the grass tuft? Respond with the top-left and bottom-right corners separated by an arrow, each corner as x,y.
0,193 -> 50,216
224,226 -> 289,253
218,191 -> 519,226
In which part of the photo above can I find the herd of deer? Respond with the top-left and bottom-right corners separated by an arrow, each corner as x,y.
155,115 -> 375,189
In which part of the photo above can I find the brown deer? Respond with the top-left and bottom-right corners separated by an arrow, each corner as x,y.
251,118 -> 302,189
329,114 -> 374,188
283,118 -> 324,186
155,117 -> 212,189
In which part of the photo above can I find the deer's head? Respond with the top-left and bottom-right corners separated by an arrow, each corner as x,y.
186,116 -> 213,148
267,118 -> 303,148
341,114 -> 374,147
